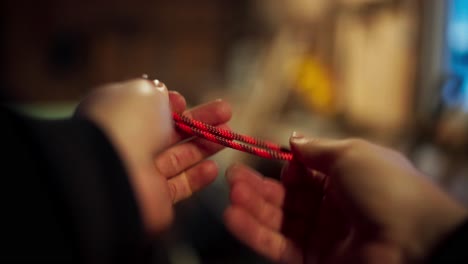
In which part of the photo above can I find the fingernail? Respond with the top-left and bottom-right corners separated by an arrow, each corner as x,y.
153,79 -> 168,95
153,79 -> 165,88
141,74 -> 149,79
291,131 -> 304,139
290,131 -> 308,145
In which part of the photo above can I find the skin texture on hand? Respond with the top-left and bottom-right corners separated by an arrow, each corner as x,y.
224,136 -> 467,264
76,79 -> 232,235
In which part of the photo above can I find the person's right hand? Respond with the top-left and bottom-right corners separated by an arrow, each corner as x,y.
76,79 -> 232,235
224,136 -> 467,264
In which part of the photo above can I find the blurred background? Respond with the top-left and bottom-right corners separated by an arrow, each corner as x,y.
1,0 -> 467,263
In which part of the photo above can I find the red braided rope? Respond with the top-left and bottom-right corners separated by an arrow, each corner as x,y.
173,112 -> 292,161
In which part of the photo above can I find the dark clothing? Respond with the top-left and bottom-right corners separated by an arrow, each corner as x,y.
0,108 -> 150,263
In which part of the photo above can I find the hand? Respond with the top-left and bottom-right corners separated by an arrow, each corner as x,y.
224,136 -> 467,264
76,79 -> 232,235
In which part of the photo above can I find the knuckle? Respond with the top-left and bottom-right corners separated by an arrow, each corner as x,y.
168,151 -> 184,175
167,146 -> 199,175
169,173 -> 193,204
258,199 -> 269,220
183,145 -> 199,163
168,182 -> 178,203
256,228 -> 271,248
263,206 -> 282,230
256,229 -> 282,258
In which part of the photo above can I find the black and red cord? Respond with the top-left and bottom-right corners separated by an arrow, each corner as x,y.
173,112 -> 293,161
139,75 -> 290,159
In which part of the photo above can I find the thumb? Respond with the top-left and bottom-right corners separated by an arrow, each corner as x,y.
290,133 -> 349,175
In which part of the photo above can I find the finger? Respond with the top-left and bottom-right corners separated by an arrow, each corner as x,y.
185,99 -> 232,124
290,135 -> 352,175
281,160 -> 327,190
171,99 -> 232,144
262,178 -> 286,208
167,160 -> 218,203
230,181 -> 283,230
281,160 -> 325,217
155,124 -> 229,178
226,164 -> 285,207
186,122 -> 230,155
224,206 -> 302,263
169,91 -> 187,113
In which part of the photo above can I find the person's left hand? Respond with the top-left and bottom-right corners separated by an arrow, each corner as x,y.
76,79 -> 232,235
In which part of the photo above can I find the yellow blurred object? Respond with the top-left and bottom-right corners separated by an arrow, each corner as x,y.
294,56 -> 335,115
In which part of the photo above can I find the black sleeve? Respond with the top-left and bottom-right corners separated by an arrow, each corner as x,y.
0,108 -> 150,263
427,220 -> 468,264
